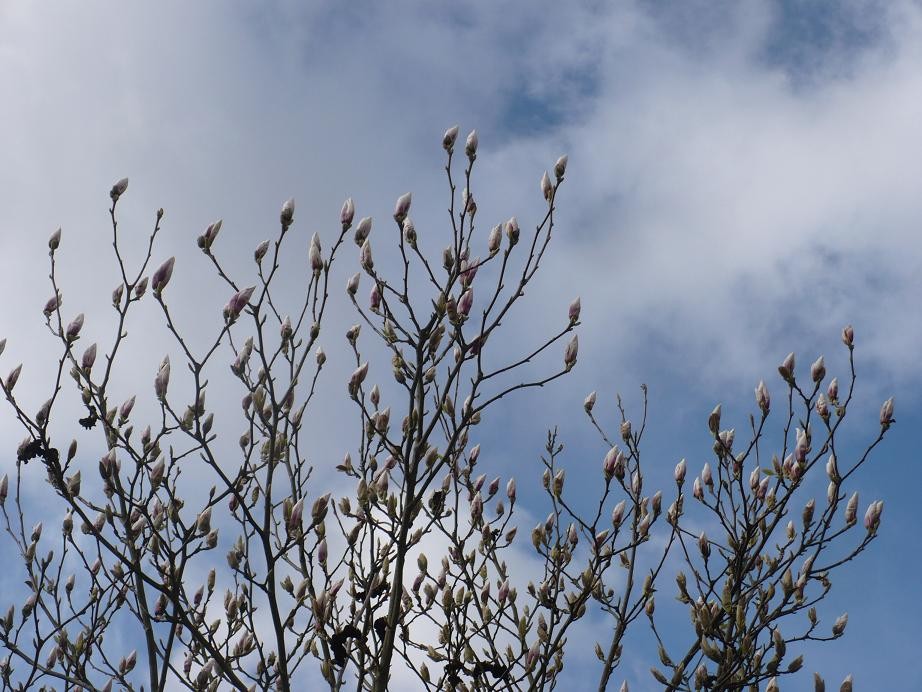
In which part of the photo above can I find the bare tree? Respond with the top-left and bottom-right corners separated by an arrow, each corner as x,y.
0,128 -> 888,691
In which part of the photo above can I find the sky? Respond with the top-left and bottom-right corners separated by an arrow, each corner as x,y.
1,0 -> 920,689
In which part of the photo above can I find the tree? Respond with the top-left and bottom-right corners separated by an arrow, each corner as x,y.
0,128 -> 889,691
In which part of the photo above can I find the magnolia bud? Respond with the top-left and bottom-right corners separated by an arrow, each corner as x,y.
309,233 -> 323,272
568,297 -> 581,324
341,197 -> 355,226
394,192 -> 412,222
505,216 -> 519,245
280,198 -> 295,226
66,313 -> 85,341
779,352 -> 796,381
755,380 -> 770,414
554,155 -> 568,179
110,177 -> 129,201
541,171 -> 553,201
674,458 -> 687,484
563,334 -> 578,370
254,240 -> 270,263
465,130 -> 478,158
584,391 -> 597,413
841,324 -> 854,348
488,224 -> 502,254
360,239 -> 374,271
811,355 -> 826,383
880,397 -> 894,428
49,228 -> 61,250
443,125 -> 460,151
82,343 -> 97,372
346,272 -> 360,296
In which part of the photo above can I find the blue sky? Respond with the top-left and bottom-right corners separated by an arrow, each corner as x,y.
1,1 -> 920,689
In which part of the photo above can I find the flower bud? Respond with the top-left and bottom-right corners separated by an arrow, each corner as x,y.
563,334 -> 578,370
48,228 -> 61,250
43,292 -> 61,316
151,257 -> 175,295
488,224 -> 502,254
154,357 -> 171,400
844,491 -> 858,525
568,297 -> 581,324
346,272 -> 360,296
778,352 -> 796,381
76,344 -> 97,374
674,458 -> 687,484
355,217 -> 372,246
611,500 -> 626,526
5,364 -> 22,391
827,377 -> 839,402
443,125 -> 460,151
832,612 -> 848,636
254,240 -> 270,263
394,192 -> 412,222
506,478 -> 516,503
707,404 -> 721,435
110,177 -> 129,201
309,233 -> 323,272
841,324 -> 854,348
541,171 -> 553,201
341,197 -> 355,226
811,355 -> 826,383
66,313 -> 85,341
554,155 -> 568,180
505,217 -> 519,246
880,397 -> 894,428
465,130 -> 478,158
755,380 -> 770,414
360,239 -> 374,271
584,391 -> 597,413
280,197 -> 295,226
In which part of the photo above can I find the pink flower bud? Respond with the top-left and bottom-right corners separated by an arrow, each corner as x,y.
563,334 -> 578,370
458,288 -> 474,317
707,404 -> 721,435
0,474 -> 7,505
151,257 -> 175,295
506,477 -> 516,503
488,224 -> 502,254
470,492 -> 483,521
280,198 -> 295,226
584,390 -> 597,413
497,579 -> 509,605
202,219 -> 222,249
460,257 -> 479,286
844,491 -> 858,525
811,355 -> 825,383
196,507 -> 212,534
541,171 -> 553,201
318,538 -> 328,564
755,380 -> 770,414
778,352 -> 796,381
119,396 -> 136,421
346,272 -> 360,296
289,498 -> 304,529
816,393 -> 829,419
611,500 -> 626,526
226,286 -> 255,321
134,276 -> 149,298
880,397 -> 894,427
354,216 -> 372,246
360,239 -> 374,271
5,364 -> 22,391
81,343 -> 97,371
554,155 -> 568,180
341,197 -> 355,226
154,357 -> 170,400
443,125 -> 460,151
505,216 -> 520,245
394,192 -> 412,222
66,313 -> 85,341
349,362 -> 369,393
110,177 -> 129,201
827,377 -> 839,401
674,458 -> 687,484
254,240 -> 270,263
465,130 -> 478,158
369,283 -> 381,312
309,233 -> 323,272
841,324 -> 854,348
43,292 -> 61,316
48,228 -> 61,250
568,297 -> 581,324
701,463 -> 713,487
